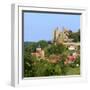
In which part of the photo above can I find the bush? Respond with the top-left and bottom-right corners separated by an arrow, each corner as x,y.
24,58 -> 62,77
37,40 -> 48,49
45,44 -> 67,56
64,67 -> 80,75
74,56 -> 80,65
31,60 -> 62,77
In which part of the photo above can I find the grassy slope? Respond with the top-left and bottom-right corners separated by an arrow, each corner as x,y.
65,67 -> 80,75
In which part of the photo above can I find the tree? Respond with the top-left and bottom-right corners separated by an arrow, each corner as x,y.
68,29 -> 80,42
24,51 -> 32,77
37,40 -> 48,49
30,60 -> 62,76
45,44 -> 67,56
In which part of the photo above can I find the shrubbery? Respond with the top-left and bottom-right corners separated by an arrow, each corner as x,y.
45,44 -> 67,56
24,41 -> 80,77
24,59 -> 62,77
24,56 -> 80,77
68,29 -> 80,42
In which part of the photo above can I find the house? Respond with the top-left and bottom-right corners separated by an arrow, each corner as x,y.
31,45 -> 45,59
68,45 -> 76,50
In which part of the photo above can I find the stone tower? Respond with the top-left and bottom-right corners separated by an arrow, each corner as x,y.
53,27 -> 60,42
53,27 -> 72,44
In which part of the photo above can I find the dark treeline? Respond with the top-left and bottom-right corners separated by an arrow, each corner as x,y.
68,29 -> 80,42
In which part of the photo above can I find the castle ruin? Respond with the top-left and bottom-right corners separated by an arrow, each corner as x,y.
53,27 -> 73,44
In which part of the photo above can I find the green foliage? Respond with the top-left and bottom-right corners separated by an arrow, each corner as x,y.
24,50 -> 39,77
24,39 -> 80,77
24,40 -> 48,53
37,40 -> 48,49
68,29 -> 80,42
24,59 -> 62,77
45,44 -> 67,56
74,56 -> 80,65
54,64 -> 62,75
24,42 -> 37,54
64,67 -> 80,75
24,51 -> 32,77
59,54 -> 67,75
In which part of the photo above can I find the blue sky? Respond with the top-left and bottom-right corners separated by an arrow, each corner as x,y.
24,12 -> 80,42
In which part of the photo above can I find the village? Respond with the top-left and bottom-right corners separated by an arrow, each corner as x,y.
24,27 -> 80,77
31,27 -> 80,65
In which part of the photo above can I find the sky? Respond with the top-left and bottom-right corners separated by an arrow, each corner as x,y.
24,12 -> 80,42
